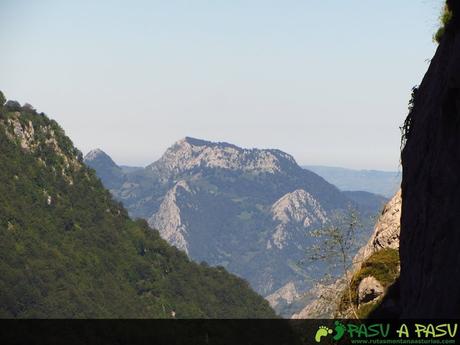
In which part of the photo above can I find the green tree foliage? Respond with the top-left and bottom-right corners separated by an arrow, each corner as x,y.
0,91 -> 5,108
434,3 -> 453,43
0,95 -> 276,318
306,208 -> 364,318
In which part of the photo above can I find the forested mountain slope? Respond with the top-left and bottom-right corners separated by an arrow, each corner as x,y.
0,93 -> 275,318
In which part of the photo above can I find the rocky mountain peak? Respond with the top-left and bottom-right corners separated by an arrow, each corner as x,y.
84,148 -> 116,165
268,189 -> 328,250
84,149 -> 124,189
271,189 -> 328,226
148,137 -> 299,177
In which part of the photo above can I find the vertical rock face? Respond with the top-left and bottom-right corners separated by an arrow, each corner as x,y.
354,190 -> 401,267
398,7 -> 460,318
148,180 -> 193,254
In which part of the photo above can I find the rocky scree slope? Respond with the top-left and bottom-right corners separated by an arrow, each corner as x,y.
86,137 -> 386,316
0,95 -> 276,318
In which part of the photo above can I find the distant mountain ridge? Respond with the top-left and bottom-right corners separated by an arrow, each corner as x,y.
303,165 -> 401,198
84,148 -> 125,189
85,138 -> 386,317
147,137 -> 301,178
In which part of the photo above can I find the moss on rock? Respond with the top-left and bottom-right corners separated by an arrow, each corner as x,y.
338,248 -> 400,318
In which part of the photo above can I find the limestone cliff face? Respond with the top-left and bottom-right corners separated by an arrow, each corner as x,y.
266,282 -> 300,309
148,180 -> 193,254
3,111 -> 82,185
395,3 -> 460,318
354,190 -> 401,267
269,190 -> 328,250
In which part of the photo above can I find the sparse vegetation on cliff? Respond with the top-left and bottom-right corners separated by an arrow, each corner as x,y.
434,3 -> 453,43
305,208 -> 365,319
338,248 -> 399,319
400,86 -> 418,151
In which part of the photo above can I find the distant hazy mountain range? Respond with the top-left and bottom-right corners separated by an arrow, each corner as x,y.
303,165 -> 401,198
85,138 -> 386,316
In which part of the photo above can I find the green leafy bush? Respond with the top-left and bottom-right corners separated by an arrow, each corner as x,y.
0,91 -> 5,107
434,3 -> 453,43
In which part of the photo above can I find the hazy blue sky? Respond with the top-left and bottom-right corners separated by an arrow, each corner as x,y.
1,0 -> 444,170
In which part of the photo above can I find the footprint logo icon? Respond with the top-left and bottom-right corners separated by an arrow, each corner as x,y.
333,321 -> 346,341
314,326 -> 333,343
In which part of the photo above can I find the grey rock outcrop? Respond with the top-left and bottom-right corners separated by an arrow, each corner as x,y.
358,276 -> 384,304
148,137 -> 298,178
148,180 -> 192,254
266,282 -> 300,309
271,190 -> 328,226
354,190 -> 401,268
291,278 -> 346,319
269,190 -> 327,250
